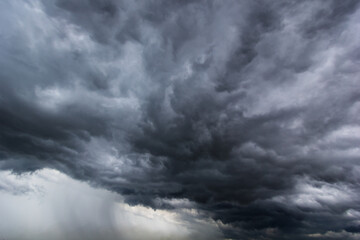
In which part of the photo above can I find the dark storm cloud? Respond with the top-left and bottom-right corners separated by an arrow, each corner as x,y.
1,0 -> 360,239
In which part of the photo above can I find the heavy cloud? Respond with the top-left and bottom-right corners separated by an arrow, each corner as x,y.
1,0 -> 360,239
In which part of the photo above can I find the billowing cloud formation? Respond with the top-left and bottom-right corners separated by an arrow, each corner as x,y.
1,0 -> 360,239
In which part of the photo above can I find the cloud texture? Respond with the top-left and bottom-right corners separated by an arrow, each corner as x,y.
1,0 -> 360,239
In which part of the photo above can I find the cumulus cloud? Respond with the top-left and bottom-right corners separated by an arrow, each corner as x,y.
1,0 -> 360,239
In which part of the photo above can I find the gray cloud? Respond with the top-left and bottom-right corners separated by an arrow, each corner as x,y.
1,0 -> 360,239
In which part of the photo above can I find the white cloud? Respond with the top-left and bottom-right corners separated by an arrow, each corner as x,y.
0,169 -> 222,240
271,176 -> 356,209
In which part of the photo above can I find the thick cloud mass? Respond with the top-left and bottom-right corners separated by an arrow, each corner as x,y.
1,0 -> 360,239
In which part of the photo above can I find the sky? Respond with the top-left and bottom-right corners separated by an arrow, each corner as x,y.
0,0 -> 360,239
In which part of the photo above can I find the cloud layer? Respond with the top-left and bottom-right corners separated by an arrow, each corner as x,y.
1,0 -> 360,239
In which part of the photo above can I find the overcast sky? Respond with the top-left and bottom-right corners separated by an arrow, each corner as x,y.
1,0 -> 360,239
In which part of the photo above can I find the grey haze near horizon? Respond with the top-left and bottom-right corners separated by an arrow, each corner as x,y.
1,0 -> 360,239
